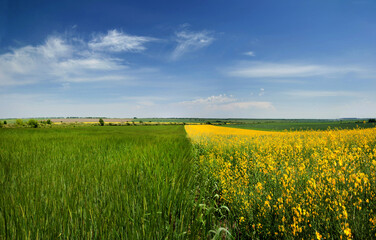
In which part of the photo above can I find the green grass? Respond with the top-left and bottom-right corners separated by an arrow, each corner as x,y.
225,121 -> 376,131
0,126 -> 220,239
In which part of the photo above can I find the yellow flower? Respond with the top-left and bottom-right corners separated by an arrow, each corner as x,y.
316,231 -> 323,239
344,228 -> 351,238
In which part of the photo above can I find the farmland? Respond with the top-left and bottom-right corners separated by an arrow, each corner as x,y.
1,122 -> 376,239
224,120 -> 376,132
186,125 -> 376,239
0,126 -> 220,239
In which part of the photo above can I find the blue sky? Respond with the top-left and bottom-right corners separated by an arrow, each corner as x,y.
1,0 -> 375,118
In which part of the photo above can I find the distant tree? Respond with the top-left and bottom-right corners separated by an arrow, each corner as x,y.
16,119 -> 24,125
368,119 -> 376,123
3,120 -> 7,124
27,119 -> 39,128
46,119 -> 52,124
99,118 -> 104,126
139,120 -> 143,124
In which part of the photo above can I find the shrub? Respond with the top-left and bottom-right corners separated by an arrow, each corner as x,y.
99,118 -> 104,126
27,119 -> 39,128
3,120 -> 7,124
16,119 -> 24,125
46,119 -> 52,124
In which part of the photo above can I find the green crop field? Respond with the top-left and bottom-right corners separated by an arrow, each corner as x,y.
0,126 -> 222,239
224,120 -> 376,131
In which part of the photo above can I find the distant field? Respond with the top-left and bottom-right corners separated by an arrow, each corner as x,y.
225,120 -> 376,131
2,118 -> 375,128
50,118 -> 132,123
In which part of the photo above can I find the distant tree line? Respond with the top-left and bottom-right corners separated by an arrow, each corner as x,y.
0,119 -> 52,128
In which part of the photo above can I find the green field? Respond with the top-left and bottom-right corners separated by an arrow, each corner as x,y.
225,120 -> 376,131
0,126 -> 221,239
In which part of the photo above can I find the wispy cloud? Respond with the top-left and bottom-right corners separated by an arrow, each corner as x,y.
284,90 -> 363,98
180,94 -> 273,110
0,30 -> 154,86
180,94 -> 235,105
227,62 -> 365,78
89,29 -> 156,52
259,88 -> 265,96
244,51 -> 255,57
171,29 -> 214,60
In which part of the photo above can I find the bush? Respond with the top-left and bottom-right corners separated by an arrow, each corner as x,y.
99,118 -> 104,126
46,119 -> 52,124
28,119 -> 39,128
3,120 -> 7,124
368,119 -> 376,123
16,119 -> 24,125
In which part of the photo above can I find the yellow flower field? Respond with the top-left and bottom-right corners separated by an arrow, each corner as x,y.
185,125 -> 376,239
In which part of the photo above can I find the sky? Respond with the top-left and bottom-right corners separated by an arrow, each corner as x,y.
0,0 -> 375,119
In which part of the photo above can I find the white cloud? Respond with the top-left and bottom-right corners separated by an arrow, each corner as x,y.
171,29 -> 214,60
39,36 -> 73,58
180,94 -> 235,105
88,29 -> 156,52
259,88 -> 265,96
0,30 -> 154,86
180,94 -> 273,110
284,90 -> 363,98
244,51 -> 255,57
227,62 -> 365,78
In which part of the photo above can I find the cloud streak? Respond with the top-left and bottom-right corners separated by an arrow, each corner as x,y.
89,29 -> 156,52
284,90 -> 363,98
227,62 -> 365,78
244,51 -> 255,57
180,94 -> 273,110
171,29 -> 214,60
